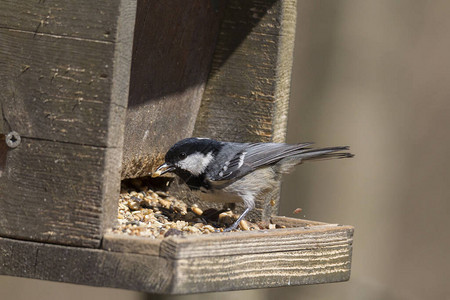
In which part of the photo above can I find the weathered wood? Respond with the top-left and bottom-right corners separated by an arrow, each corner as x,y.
104,222 -> 353,260
0,218 -> 353,294
0,0 -> 135,147
0,236 -> 173,292
0,135 -> 6,177
0,0 -> 123,42
161,225 -> 353,260
194,0 -> 297,142
102,232 -> 161,256
0,104 -> 6,134
271,215 -> 326,227
0,0 -> 137,247
0,138 -> 111,247
102,217 -> 328,257
121,0 -> 225,179
162,220 -> 352,293
171,245 -> 351,294
193,0 -> 298,223
0,28 -> 119,147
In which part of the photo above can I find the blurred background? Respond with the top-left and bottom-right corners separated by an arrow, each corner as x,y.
2,0 -> 450,299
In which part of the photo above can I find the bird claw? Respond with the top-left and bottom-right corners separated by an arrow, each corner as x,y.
222,221 -> 239,232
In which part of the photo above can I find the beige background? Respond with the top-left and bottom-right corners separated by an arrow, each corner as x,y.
2,0 -> 450,299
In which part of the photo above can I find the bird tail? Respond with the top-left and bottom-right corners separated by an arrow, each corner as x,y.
297,146 -> 354,161
277,146 -> 353,174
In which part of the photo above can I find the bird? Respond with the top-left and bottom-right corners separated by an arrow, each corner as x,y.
152,137 -> 353,231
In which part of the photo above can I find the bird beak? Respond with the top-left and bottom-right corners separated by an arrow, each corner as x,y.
152,163 -> 175,177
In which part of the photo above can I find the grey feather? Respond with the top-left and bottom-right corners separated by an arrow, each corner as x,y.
207,143 -> 352,181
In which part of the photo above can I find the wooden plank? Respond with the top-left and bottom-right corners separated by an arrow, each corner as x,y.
0,28 -> 121,147
271,215 -> 326,227
102,232 -> 161,256
160,224 -> 353,259
102,217 -> 332,257
0,135 -> 6,177
0,0 -> 123,42
0,0 -> 136,148
0,138 -> 118,247
171,245 -> 351,294
103,218 -> 353,260
103,0 -> 138,222
194,0 -> 297,142
0,236 -> 173,293
0,103 -> 7,134
1,220 -> 353,294
102,216 -> 328,258
121,0 -> 225,179
193,0 -> 297,222
0,0 -> 136,247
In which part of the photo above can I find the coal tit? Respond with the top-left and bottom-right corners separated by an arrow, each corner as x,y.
153,137 -> 353,231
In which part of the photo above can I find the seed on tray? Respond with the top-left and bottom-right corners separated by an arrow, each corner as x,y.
112,187 -> 282,239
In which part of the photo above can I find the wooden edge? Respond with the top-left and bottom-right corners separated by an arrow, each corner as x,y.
271,215 -> 327,227
170,244 -> 352,294
102,232 -> 161,256
0,236 -> 173,294
161,224 -> 354,259
102,217 -> 354,259
1,228 -> 352,294
101,0 -> 138,238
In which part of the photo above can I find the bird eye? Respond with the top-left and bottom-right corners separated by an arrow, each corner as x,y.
179,152 -> 187,159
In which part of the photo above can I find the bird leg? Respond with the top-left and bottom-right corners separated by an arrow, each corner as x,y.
223,206 -> 253,232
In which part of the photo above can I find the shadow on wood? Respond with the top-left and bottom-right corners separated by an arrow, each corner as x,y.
122,0 -> 280,179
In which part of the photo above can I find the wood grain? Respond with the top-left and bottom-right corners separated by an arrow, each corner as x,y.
0,218 -> 352,294
0,236 -> 173,293
102,232 -> 161,256
0,218 -> 352,293
0,0 -> 123,42
160,224 -> 353,259
121,0 -> 225,179
0,0 -> 136,148
0,135 -> 6,177
164,217 -> 353,293
163,220 -> 352,293
171,245 -> 351,294
102,217 -> 338,257
271,215 -> 326,227
0,28 -> 119,147
194,0 -> 297,143
0,103 -> 7,134
0,138 -> 114,247
0,0 -> 136,247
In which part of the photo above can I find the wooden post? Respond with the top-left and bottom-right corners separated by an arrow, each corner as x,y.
0,0 -> 136,247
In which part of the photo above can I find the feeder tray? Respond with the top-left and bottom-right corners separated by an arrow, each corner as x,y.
0,0 -> 354,294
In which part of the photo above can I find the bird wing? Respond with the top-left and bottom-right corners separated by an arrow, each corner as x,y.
208,142 -> 313,181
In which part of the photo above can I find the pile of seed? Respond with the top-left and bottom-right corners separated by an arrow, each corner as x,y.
113,188 -> 281,239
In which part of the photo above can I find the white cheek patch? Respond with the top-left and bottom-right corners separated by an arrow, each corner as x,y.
177,152 -> 214,176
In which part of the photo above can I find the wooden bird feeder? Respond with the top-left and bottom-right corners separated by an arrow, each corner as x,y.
0,0 -> 353,294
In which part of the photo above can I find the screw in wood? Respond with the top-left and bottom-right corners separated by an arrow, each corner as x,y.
5,131 -> 21,148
